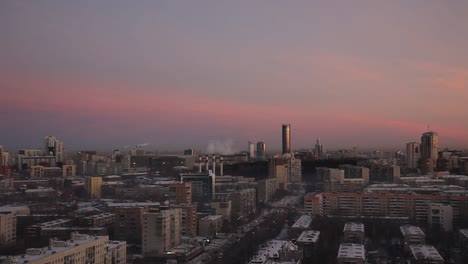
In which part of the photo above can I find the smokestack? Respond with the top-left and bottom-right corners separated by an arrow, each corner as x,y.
198,155 -> 202,173
212,154 -> 216,175
220,155 -> 224,176
205,155 -> 209,173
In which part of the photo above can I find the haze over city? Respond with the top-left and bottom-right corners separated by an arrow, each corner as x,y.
1,1 -> 468,151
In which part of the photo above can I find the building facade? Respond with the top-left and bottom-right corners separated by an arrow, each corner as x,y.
143,208 -> 181,256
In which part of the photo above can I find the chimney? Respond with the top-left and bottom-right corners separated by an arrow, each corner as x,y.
220,156 -> 224,176
198,155 -> 202,173
205,155 -> 209,173
212,154 -> 216,175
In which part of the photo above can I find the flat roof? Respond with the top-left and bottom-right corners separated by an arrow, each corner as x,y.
200,215 -> 223,221
107,202 -> 160,207
459,229 -> 468,239
410,244 -> 443,261
297,230 -> 320,243
6,234 -> 111,264
344,222 -> 364,233
337,243 -> 365,259
400,225 -> 425,236
250,240 -> 298,263
291,215 -> 312,229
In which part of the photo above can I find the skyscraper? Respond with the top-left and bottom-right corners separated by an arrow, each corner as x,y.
406,142 -> 420,169
256,142 -> 266,158
282,124 -> 291,154
248,141 -> 255,158
420,131 -> 439,173
314,138 -> 323,159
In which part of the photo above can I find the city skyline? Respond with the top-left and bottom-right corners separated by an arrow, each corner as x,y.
2,1 -> 468,150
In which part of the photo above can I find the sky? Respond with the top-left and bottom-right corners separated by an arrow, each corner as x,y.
1,1 -> 468,152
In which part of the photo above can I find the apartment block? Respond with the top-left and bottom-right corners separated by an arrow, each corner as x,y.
169,182 -> 192,204
400,225 -> 425,251
304,193 -> 323,216
343,222 -> 365,244
337,243 -> 365,264
62,165 -> 76,177
230,188 -> 256,219
143,208 -> 181,256
174,203 -> 197,237
0,212 -> 16,248
428,203 -> 453,231
0,233 -> 126,264
409,244 -> 444,264
113,206 -> 149,244
30,166 -> 44,178
85,176 -> 102,199
198,215 -> 223,237
257,178 -> 278,204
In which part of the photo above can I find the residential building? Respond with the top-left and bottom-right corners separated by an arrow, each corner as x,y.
400,225 -> 425,251
0,212 -> 16,248
198,215 -> 223,237
230,188 -> 256,219
169,182 -> 192,204
62,165 -> 76,177
343,222 -> 365,244
0,233 -> 126,264
268,158 -> 288,190
296,230 -> 320,262
113,206 -> 150,244
288,156 -> 302,183
30,165 -> 44,178
143,208 -> 181,256
428,203 -> 453,232
337,243 -> 365,264
85,176 -> 102,199
257,178 -> 278,204
409,244 -> 444,264
174,203 -> 197,237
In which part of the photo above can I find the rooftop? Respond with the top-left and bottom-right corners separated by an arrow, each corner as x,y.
410,244 -> 443,261
107,202 -> 160,207
337,243 -> 365,259
297,230 -> 320,243
459,229 -> 468,239
344,222 -> 364,233
400,225 -> 425,236
200,215 -> 223,221
291,215 -> 312,229
250,240 -> 298,264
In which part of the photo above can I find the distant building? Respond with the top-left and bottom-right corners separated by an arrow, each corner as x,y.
198,215 -> 223,237
44,136 -> 64,164
406,142 -> 421,169
169,182 -> 192,204
314,138 -> 323,159
409,244 -> 444,264
257,178 -> 278,204
143,208 -> 181,256
1,233 -> 126,264
84,176 -> 102,199
288,156 -> 302,183
248,141 -> 255,158
30,165 -> 44,178
420,131 -> 439,174
428,203 -> 453,232
282,124 -> 291,154
337,243 -> 365,264
230,188 -> 256,219
184,149 -> 194,156
304,193 -> 322,216
256,142 -> 266,158
62,164 -> 76,177
180,173 -> 215,203
268,158 -> 288,190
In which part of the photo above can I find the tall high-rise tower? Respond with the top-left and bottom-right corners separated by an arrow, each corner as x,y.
282,124 -> 291,154
256,142 -> 266,158
406,142 -> 420,169
314,138 -> 323,159
420,131 -> 439,173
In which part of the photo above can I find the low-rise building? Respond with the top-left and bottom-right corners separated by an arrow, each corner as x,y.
337,243 -> 365,264
198,215 -> 223,237
343,222 -> 365,244
409,244 -> 444,264
400,225 -> 425,251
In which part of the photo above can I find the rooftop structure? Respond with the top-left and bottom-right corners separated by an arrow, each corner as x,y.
409,244 -> 444,262
400,225 -> 424,236
297,230 -> 320,244
344,222 -> 364,233
337,243 -> 365,262
291,215 -> 312,229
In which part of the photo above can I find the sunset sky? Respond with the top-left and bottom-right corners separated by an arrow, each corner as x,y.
1,1 -> 468,152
